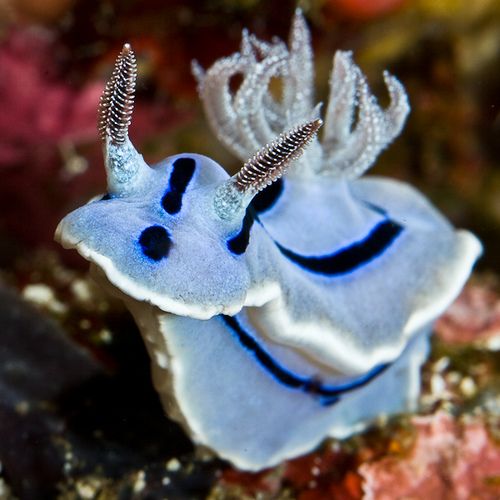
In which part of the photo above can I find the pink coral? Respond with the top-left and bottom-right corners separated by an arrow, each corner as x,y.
360,412 -> 500,500
0,27 -> 103,246
435,284 -> 500,347
0,27 -> 102,168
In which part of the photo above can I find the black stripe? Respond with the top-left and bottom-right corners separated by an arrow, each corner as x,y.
275,219 -> 403,275
251,178 -> 284,214
227,208 -> 255,255
221,315 -> 390,406
227,177 -> 282,254
161,157 -> 196,215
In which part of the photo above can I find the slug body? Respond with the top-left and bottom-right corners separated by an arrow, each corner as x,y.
56,11 -> 481,470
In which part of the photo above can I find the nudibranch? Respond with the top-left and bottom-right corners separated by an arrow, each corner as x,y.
56,11 -> 481,470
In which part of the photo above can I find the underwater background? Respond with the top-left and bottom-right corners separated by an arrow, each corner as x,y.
0,0 -> 499,498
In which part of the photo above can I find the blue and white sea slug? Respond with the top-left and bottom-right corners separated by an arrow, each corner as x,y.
56,11 -> 482,470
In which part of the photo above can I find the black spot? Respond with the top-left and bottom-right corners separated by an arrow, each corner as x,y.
100,193 -> 112,201
275,219 -> 403,275
227,208 -> 255,255
251,178 -> 284,214
139,225 -> 171,261
161,157 -> 196,215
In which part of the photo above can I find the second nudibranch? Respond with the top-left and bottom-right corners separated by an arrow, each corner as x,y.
56,11 -> 481,471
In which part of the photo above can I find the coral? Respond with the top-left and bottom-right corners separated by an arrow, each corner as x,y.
359,412 -> 500,500
435,283 -> 500,348
0,27 -> 101,168
0,27 -> 102,246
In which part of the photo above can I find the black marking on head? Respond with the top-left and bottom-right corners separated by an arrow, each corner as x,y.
221,315 -> 390,406
276,219 -> 403,276
251,178 -> 284,214
139,225 -> 171,261
227,208 -> 255,255
161,157 -> 196,215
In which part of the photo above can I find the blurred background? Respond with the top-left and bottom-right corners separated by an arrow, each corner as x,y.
0,0 -> 499,498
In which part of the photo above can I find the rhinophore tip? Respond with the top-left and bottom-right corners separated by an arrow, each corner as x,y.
214,119 -> 322,220
98,43 -> 137,145
235,118 -> 322,193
